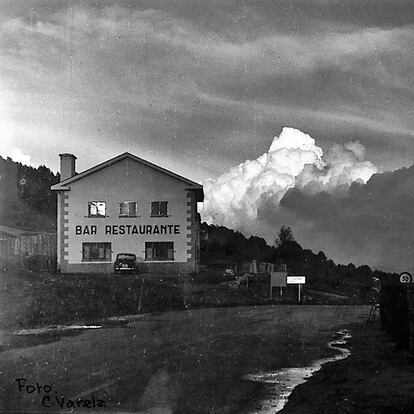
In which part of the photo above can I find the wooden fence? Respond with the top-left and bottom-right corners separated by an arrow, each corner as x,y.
0,233 -> 57,271
237,261 -> 287,274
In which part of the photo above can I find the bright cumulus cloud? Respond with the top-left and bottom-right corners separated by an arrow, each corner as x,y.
0,142 -> 33,166
201,127 -> 377,230
9,148 -> 32,165
0,109 -> 32,166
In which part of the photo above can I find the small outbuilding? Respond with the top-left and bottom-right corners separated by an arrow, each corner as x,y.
51,152 -> 203,274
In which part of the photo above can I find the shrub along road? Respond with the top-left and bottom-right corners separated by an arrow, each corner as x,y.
0,305 -> 368,413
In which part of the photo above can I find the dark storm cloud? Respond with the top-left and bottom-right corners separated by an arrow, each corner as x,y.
1,0 -> 413,177
8,0 -> 413,34
261,166 -> 414,271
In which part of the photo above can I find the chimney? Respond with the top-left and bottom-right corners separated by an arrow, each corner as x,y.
59,153 -> 77,181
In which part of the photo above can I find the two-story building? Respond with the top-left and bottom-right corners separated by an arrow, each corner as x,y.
51,153 -> 203,274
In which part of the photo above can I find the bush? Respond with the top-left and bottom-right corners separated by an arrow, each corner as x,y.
193,269 -> 235,284
26,255 -> 56,272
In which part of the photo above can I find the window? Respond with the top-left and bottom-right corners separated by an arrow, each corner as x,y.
119,201 -> 137,217
116,253 -> 136,260
88,201 -> 106,217
82,242 -> 112,261
151,201 -> 168,217
145,242 -> 174,261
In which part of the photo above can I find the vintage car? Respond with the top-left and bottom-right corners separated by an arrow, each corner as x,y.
114,253 -> 138,274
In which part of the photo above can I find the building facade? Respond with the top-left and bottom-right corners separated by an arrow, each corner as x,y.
51,153 -> 203,274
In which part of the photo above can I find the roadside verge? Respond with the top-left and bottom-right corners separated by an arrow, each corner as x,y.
281,322 -> 414,414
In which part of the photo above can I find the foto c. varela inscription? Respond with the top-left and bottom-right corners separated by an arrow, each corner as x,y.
15,378 -> 106,409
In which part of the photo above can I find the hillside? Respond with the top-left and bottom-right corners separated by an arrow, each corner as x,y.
0,156 -> 59,232
201,223 -> 393,301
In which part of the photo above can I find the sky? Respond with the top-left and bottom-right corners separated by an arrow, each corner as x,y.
1,0 -> 413,270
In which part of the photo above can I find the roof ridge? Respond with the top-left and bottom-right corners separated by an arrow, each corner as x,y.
51,152 -> 203,192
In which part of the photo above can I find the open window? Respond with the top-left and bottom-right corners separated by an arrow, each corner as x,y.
88,201 -> 106,217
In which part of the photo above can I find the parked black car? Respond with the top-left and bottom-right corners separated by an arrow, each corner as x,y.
114,253 -> 138,274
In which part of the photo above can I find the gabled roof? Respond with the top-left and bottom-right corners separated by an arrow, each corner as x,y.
51,152 -> 203,198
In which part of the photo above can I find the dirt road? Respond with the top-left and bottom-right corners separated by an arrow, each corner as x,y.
0,305 -> 368,413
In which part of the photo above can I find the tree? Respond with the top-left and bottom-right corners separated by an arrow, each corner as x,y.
0,155 -> 59,231
275,226 -> 295,247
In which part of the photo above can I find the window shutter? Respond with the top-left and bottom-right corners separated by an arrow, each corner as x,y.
151,202 -> 158,216
160,201 -> 167,216
89,202 -> 97,216
105,244 -> 111,260
97,202 -> 105,216
120,202 -> 128,216
130,202 -> 137,216
91,244 -> 99,259
83,245 -> 90,260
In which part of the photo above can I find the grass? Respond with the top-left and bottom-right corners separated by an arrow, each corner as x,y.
2,265 -> 279,328
19,273 -> 185,327
0,264 -> 368,329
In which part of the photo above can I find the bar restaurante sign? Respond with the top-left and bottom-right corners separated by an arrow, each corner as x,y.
75,224 -> 181,235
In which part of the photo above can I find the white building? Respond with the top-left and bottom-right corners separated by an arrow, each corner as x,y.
51,153 -> 203,274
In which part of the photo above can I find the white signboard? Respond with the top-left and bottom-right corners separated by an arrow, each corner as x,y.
399,272 -> 413,284
287,276 -> 306,284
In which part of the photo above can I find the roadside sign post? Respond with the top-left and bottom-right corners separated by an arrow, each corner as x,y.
138,277 -> 145,312
399,272 -> 413,284
286,276 -> 306,303
270,272 -> 287,299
